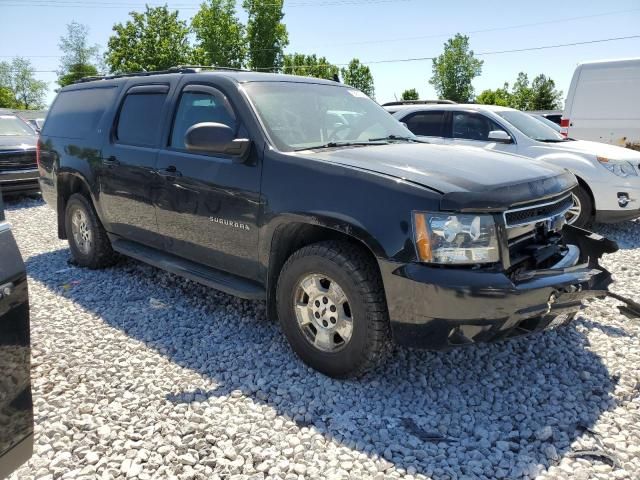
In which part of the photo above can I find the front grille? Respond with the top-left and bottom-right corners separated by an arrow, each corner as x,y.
0,149 -> 37,172
504,194 -> 573,228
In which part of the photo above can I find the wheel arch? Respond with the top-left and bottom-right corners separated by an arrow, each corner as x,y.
574,174 -> 596,215
56,172 -> 95,239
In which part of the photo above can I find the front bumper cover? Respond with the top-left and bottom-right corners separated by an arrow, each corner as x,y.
381,225 -> 618,350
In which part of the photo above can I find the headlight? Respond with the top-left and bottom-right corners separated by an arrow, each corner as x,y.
413,212 -> 500,264
597,156 -> 638,178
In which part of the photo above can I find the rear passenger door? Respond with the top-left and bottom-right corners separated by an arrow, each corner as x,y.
400,110 -> 448,144
155,83 -> 262,281
99,84 -> 171,248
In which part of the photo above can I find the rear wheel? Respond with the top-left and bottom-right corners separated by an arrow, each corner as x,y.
65,193 -> 117,269
276,241 -> 390,378
565,186 -> 592,228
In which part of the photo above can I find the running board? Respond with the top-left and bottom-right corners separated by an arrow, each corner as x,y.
111,238 -> 265,300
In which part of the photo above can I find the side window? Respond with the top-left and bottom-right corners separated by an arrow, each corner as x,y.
404,111 -> 445,137
116,92 -> 167,146
452,112 -> 506,141
170,88 -> 237,149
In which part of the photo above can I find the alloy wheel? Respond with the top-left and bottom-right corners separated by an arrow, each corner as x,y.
71,206 -> 93,255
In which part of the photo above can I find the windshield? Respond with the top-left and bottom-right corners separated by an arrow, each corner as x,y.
244,82 -> 414,151
497,110 -> 564,142
530,113 -> 562,133
0,115 -> 35,136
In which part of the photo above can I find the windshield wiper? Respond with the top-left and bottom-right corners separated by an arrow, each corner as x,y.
293,140 -> 388,151
534,138 -> 566,143
368,134 -> 429,143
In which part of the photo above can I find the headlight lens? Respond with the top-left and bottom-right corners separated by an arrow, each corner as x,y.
597,156 -> 638,178
413,212 -> 500,264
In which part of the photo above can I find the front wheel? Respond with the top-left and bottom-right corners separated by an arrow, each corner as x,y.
565,186 -> 592,228
276,241 -> 390,378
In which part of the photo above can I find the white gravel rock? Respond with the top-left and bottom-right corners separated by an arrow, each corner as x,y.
5,198 -> 640,480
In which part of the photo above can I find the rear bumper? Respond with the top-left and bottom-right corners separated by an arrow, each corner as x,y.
380,226 -> 617,350
0,169 -> 40,195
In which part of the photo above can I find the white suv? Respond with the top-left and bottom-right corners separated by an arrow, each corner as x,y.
391,104 -> 640,226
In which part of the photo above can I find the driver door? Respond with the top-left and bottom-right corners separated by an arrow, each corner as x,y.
0,196 -> 33,479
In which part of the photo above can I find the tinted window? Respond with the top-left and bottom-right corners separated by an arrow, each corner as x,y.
43,87 -> 117,139
171,89 -> 237,149
117,93 -> 167,146
404,111 -> 445,136
452,112 -> 506,141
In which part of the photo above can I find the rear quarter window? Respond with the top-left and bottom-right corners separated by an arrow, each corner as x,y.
43,86 -> 118,139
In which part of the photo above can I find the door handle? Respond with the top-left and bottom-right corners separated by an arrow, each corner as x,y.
102,156 -> 120,167
156,166 -> 182,178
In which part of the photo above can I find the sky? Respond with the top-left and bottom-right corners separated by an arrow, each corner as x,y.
1,0 -> 639,107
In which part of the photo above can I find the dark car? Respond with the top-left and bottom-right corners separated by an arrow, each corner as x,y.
38,67 -> 617,378
0,113 -> 39,196
0,193 -> 33,478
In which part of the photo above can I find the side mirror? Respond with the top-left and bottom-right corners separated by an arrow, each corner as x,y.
184,122 -> 251,162
487,130 -> 512,144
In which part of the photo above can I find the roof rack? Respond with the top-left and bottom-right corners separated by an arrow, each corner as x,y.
382,99 -> 456,106
75,65 -> 250,84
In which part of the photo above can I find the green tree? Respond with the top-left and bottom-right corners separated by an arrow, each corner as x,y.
529,74 -> 563,110
341,59 -> 375,98
0,58 -> 47,109
283,53 -> 338,80
105,5 -> 193,73
0,86 -> 16,108
476,82 -> 511,106
57,22 -> 100,87
510,72 -> 531,110
192,0 -> 246,69
429,34 -> 483,102
401,88 -> 419,101
243,0 -> 288,72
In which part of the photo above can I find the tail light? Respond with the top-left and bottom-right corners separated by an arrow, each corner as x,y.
560,118 -> 569,138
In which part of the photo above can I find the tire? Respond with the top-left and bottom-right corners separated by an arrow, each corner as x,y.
65,193 -> 117,269
566,185 -> 593,228
276,241 -> 390,378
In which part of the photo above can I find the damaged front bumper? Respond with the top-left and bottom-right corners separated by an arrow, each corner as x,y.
381,225 -> 619,350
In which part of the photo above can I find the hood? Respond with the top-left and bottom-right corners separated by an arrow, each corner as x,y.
0,135 -> 36,151
296,143 -> 576,211
533,139 -> 640,161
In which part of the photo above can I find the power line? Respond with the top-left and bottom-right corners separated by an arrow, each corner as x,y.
0,0 -> 413,8
8,34 -> 640,73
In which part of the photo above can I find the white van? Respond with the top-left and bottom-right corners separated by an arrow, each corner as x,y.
561,58 -> 640,149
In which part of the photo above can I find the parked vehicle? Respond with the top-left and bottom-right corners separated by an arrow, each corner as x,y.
562,58 -> 640,149
530,113 -> 562,133
393,104 -> 640,226
0,112 -> 39,196
39,68 -> 616,377
0,194 -> 33,479
528,110 -> 562,126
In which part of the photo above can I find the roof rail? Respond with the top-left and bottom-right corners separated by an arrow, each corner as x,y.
75,65 -> 250,84
382,99 -> 456,106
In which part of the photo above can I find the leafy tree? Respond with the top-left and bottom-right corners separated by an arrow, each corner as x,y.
283,53 -> 338,80
529,74 -> 563,110
476,82 -> 511,106
105,5 -> 192,73
429,34 -> 483,102
0,86 -> 17,108
0,58 -> 47,109
243,0 -> 288,72
57,22 -> 100,87
510,72 -> 531,110
192,0 -> 246,69
341,59 -> 375,98
401,88 -> 419,101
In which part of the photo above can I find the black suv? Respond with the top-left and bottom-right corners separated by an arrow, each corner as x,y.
0,194 -> 33,478
0,111 -> 39,196
38,67 -> 616,377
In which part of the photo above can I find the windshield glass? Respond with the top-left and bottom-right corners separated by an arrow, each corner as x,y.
0,115 -> 35,136
530,113 -> 562,133
244,82 -> 413,151
497,110 -> 564,142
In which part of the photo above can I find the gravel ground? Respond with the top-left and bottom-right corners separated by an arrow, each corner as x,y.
4,196 -> 640,480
